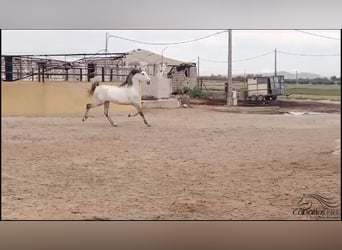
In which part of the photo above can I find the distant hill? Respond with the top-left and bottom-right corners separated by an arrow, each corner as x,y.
261,71 -> 323,79
203,71 -> 331,79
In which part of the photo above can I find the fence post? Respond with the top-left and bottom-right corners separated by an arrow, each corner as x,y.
110,69 -> 113,81
80,68 -> 82,81
32,67 -> 34,81
38,66 -> 41,82
4,56 -> 13,81
42,66 -> 45,83
102,67 -> 105,82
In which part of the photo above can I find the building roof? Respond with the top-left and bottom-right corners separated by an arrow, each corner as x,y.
124,49 -> 189,66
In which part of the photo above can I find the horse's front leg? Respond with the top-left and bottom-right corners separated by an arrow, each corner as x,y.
104,101 -> 117,127
133,103 -> 151,127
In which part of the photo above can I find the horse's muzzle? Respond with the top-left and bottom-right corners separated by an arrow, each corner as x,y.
147,80 -> 151,85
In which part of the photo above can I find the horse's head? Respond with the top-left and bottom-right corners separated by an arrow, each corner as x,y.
136,70 -> 151,85
297,194 -> 313,209
297,193 -> 340,210
121,69 -> 151,88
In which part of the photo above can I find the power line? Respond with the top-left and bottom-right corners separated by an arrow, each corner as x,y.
200,49 -> 339,64
200,58 -> 227,63
106,31 -> 227,46
200,50 -> 274,63
2,51 -> 126,58
185,57 -> 198,63
234,50 -> 274,62
295,30 -> 340,40
278,51 -> 340,57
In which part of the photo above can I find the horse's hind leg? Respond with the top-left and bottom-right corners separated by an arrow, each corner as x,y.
82,102 -> 102,122
133,104 -> 151,127
104,101 -> 117,127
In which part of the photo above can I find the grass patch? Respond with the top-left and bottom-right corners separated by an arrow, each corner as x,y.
189,87 -> 206,98
280,94 -> 340,101
207,87 -> 224,91
285,84 -> 341,97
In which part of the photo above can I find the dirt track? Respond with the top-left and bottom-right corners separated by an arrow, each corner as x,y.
1,103 -> 341,220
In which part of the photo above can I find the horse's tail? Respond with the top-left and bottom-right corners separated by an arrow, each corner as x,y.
88,81 -> 99,97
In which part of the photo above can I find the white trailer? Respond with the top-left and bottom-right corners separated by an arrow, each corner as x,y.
247,76 -> 285,102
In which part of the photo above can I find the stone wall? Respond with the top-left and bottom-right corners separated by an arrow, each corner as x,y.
169,66 -> 197,91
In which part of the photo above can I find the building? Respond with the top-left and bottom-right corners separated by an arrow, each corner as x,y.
86,49 -> 198,91
1,49 -> 197,91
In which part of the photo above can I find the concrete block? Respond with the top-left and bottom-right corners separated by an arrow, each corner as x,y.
142,76 -> 171,99
142,98 -> 180,108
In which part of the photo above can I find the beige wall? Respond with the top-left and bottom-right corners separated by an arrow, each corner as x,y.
1,81 -> 134,116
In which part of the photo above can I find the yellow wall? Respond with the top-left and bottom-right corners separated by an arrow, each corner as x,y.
1,81 -> 134,116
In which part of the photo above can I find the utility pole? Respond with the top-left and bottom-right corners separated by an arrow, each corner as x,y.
105,32 -> 109,54
197,56 -> 200,87
244,67 -> 246,87
274,48 -> 277,77
105,32 -> 109,74
197,56 -> 200,77
227,29 -> 233,106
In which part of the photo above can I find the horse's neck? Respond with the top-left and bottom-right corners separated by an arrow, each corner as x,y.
131,78 -> 141,93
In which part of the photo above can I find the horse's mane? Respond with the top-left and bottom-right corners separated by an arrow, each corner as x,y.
119,69 -> 142,87
306,194 -> 340,208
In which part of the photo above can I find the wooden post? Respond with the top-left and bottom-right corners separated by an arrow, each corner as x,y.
42,66 -> 45,83
80,68 -> 83,81
4,56 -> 13,81
110,69 -> 113,81
32,67 -> 34,81
19,59 -> 22,79
38,66 -> 41,82
102,67 -> 105,82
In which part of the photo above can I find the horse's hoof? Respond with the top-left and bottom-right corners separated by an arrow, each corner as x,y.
112,124 -> 118,127
147,124 -> 152,127
128,113 -> 131,117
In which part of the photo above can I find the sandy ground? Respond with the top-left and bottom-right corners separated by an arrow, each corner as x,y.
1,103 -> 341,220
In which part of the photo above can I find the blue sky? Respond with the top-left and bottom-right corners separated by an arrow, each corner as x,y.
2,30 -> 340,77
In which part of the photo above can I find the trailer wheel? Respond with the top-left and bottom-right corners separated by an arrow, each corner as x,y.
250,95 -> 257,102
257,95 -> 264,101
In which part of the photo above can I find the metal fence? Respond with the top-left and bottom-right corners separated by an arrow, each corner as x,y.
198,77 -> 246,91
1,53 -> 138,82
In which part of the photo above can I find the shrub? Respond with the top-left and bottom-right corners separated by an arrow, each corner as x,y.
189,87 -> 205,98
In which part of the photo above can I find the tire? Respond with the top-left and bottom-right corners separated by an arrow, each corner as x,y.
250,95 -> 257,102
257,95 -> 264,101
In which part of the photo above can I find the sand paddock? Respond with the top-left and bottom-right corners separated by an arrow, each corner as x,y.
1,105 -> 340,220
